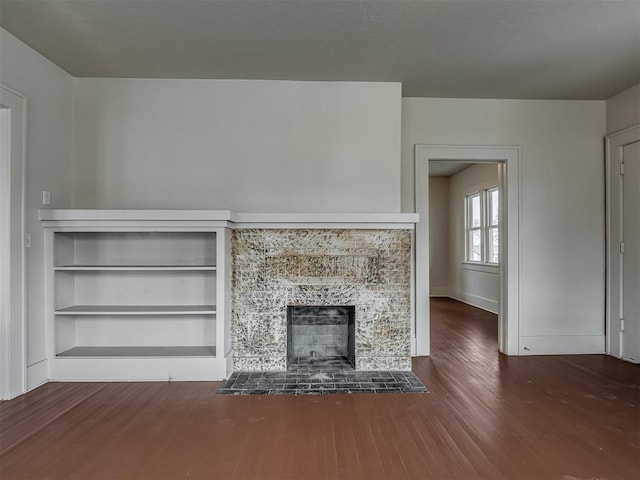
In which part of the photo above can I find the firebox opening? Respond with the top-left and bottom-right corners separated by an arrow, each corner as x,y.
287,306 -> 355,370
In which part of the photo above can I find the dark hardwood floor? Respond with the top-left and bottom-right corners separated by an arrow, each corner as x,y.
1,298 -> 638,479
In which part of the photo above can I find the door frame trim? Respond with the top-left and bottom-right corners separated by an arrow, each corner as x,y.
605,124 -> 640,359
0,84 -> 28,399
414,145 -> 520,356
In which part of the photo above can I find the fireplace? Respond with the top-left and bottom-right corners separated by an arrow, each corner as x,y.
287,306 -> 355,369
232,228 -> 412,371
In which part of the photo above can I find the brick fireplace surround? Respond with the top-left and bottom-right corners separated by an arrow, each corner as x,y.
231,229 -> 413,371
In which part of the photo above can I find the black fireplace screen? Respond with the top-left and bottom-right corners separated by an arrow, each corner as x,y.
287,306 -> 355,367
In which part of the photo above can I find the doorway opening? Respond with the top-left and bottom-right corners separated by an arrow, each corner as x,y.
427,161 -> 502,349
414,145 -> 520,356
606,125 -> 640,363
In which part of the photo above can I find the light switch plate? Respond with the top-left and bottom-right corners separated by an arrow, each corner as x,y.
42,191 -> 51,205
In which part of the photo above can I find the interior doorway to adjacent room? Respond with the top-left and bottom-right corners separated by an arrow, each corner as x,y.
427,161 -> 502,349
414,145 -> 520,357
606,126 -> 640,363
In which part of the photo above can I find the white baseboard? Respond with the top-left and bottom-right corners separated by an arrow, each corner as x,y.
519,335 -> 605,355
27,359 -> 49,391
449,291 -> 499,314
429,287 -> 449,297
620,355 -> 640,364
50,357 -> 226,382
226,351 -> 234,378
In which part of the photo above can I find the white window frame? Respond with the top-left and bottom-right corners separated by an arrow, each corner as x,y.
485,186 -> 499,265
465,192 -> 482,263
465,186 -> 499,265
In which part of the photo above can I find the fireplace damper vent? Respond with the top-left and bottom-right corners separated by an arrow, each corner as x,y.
287,306 -> 355,369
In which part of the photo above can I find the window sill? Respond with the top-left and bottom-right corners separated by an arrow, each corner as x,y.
462,262 -> 500,274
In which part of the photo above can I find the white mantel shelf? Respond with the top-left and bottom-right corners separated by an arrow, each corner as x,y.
39,210 -> 419,229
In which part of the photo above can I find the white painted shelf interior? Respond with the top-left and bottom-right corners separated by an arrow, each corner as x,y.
53,232 -> 217,358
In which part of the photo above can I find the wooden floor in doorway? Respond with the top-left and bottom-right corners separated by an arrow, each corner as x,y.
1,298 -> 638,479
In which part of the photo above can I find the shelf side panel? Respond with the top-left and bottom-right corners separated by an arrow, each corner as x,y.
55,317 -> 76,356
54,232 -> 76,266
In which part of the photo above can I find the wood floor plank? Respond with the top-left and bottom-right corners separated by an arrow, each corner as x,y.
1,298 -> 638,479
0,381 -> 107,455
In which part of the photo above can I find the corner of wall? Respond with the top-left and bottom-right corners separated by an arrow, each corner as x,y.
606,83 -> 640,135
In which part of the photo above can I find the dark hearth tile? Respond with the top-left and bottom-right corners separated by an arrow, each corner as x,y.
217,369 -> 428,395
286,373 -> 312,380
280,389 -> 301,395
339,383 -> 362,389
370,382 -> 389,389
408,379 -> 426,387
402,386 -> 428,393
318,383 -> 338,389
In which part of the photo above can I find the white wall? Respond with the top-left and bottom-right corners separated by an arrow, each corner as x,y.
72,79 -> 402,212
428,177 -> 449,296
0,29 -> 74,387
448,164 -> 500,313
606,83 -> 640,135
403,98 -> 606,354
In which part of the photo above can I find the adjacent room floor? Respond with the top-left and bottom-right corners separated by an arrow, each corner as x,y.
1,298 -> 639,479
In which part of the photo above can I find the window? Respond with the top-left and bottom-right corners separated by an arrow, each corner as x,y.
465,187 -> 499,264
466,192 -> 482,262
486,187 -> 499,264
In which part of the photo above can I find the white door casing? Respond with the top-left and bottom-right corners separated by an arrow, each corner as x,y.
622,142 -> 639,362
606,125 -> 640,362
0,85 -> 27,399
415,145 -> 520,356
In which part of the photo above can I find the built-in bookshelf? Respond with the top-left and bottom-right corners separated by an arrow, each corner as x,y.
41,211 -> 232,381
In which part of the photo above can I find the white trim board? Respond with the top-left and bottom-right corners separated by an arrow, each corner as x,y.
415,145 -> 521,356
0,103 -> 9,399
39,210 -> 420,231
0,85 -> 27,400
49,357 -> 226,382
27,359 -> 49,391
605,124 -> 640,359
429,287 -> 449,297
449,292 -> 500,315
39,209 -> 419,225
520,335 -> 605,355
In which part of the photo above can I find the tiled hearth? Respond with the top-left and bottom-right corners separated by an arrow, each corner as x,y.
231,229 -> 412,371
217,369 -> 427,395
